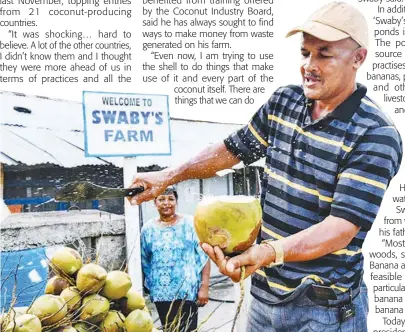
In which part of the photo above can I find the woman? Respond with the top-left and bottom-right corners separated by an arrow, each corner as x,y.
141,186 -> 210,332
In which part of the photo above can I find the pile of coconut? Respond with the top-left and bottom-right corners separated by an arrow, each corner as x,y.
0,247 -> 158,332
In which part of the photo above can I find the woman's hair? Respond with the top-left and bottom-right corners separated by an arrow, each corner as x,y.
155,186 -> 178,201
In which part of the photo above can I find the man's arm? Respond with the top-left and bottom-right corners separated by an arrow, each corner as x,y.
203,215 -> 359,282
206,125 -> 402,281
130,95 -> 272,205
130,142 -> 240,204
266,215 -> 360,264
197,260 -> 211,306
168,142 -> 240,184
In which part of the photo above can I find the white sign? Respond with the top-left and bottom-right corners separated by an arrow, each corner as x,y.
82,91 -> 171,157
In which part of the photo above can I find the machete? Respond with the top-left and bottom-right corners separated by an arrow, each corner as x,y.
55,181 -> 144,202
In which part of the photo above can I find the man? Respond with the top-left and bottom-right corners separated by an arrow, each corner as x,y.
141,186 -> 210,331
132,2 -> 402,331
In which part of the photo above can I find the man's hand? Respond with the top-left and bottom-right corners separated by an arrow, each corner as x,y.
197,285 -> 209,307
201,243 -> 275,282
129,170 -> 172,205
128,142 -> 240,205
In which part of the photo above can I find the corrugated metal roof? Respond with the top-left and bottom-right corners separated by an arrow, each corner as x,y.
0,153 -> 17,165
2,126 -> 107,167
2,92 -> 83,131
1,91 -> 267,169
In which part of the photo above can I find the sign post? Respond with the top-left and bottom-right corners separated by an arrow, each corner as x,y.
82,91 -> 171,291
123,157 -> 142,292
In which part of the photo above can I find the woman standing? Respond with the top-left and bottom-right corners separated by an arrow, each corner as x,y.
141,186 -> 210,332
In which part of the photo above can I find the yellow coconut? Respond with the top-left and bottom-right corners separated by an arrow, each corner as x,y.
118,288 -> 146,315
51,247 -> 83,275
73,322 -> 98,332
0,313 -> 5,328
80,294 -> 110,324
1,307 -> 29,330
127,289 -> 146,311
1,306 -> 29,325
1,313 -> 9,330
100,311 -> 126,332
4,314 -> 42,332
101,271 -> 132,300
28,294 -> 67,326
60,286 -> 82,311
124,310 -> 153,332
76,263 -> 107,294
45,275 -> 70,295
194,196 -> 262,255
13,307 -> 29,316
51,326 -> 78,332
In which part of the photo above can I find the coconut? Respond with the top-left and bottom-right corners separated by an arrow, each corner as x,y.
13,307 -> 29,316
46,275 -> 71,295
1,306 -> 29,325
73,322 -> 98,332
76,263 -> 107,294
60,286 -> 82,311
101,271 -> 132,300
100,311 -> 126,332
124,310 -> 153,332
4,314 -> 42,332
51,326 -> 77,332
80,294 -> 110,324
118,288 -> 146,315
51,247 -> 83,276
1,307 -> 29,329
28,294 -> 67,326
194,195 -> 262,255
0,313 -> 9,330
0,313 -> 5,328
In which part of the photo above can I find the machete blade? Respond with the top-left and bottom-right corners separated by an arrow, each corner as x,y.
55,181 -> 144,201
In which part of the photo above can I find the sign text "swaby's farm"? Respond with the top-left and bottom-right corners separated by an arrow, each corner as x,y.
83,92 -> 171,157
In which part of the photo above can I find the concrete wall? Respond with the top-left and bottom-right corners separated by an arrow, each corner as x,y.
1,210 -> 127,271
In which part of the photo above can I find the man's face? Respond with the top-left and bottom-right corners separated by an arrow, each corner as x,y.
155,193 -> 177,218
300,34 -> 360,101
